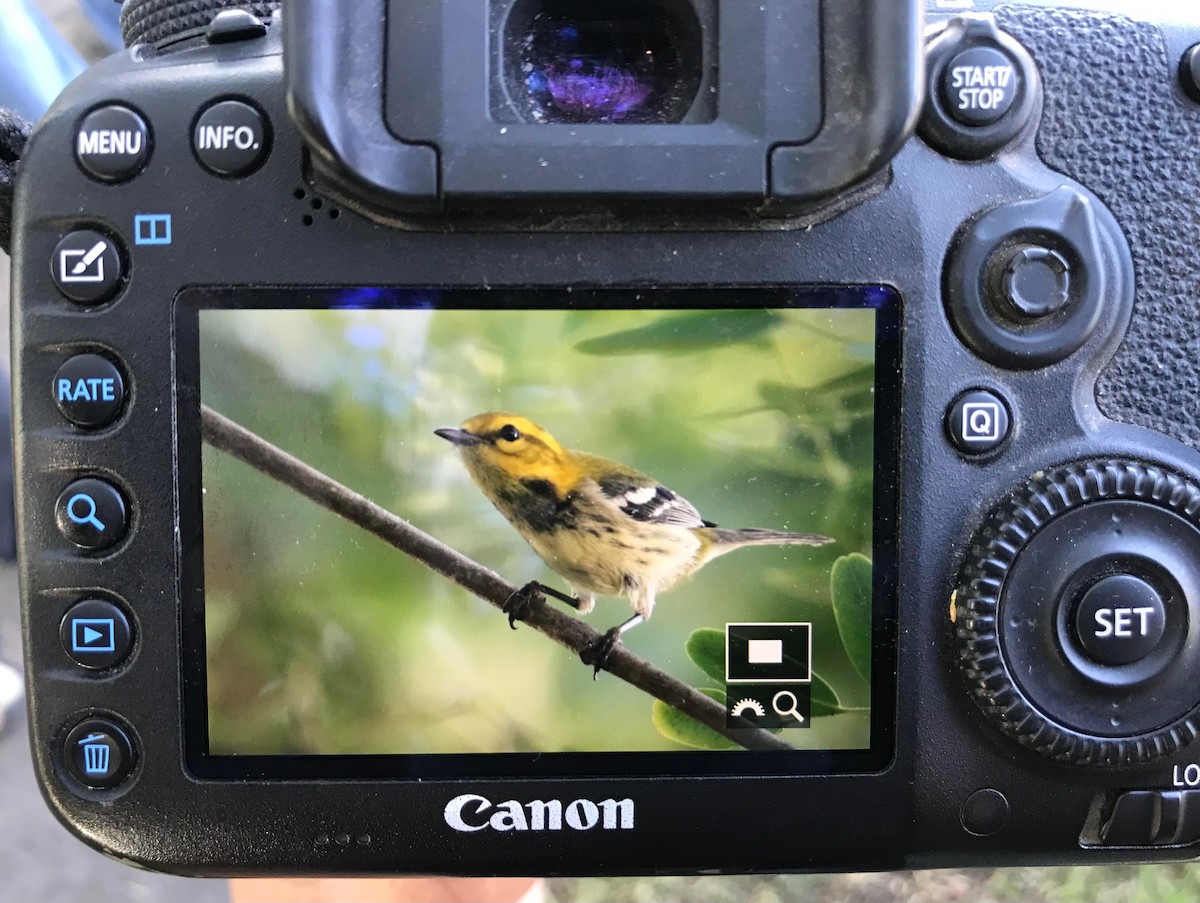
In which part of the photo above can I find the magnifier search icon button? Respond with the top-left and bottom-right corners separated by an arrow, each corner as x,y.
55,479 -> 128,551
772,690 -> 808,726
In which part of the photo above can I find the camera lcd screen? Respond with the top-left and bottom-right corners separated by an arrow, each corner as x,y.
179,287 -> 899,778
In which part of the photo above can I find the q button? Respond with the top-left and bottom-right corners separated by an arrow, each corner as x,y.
55,479 -> 128,551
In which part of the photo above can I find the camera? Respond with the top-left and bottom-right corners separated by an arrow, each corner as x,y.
11,0 -> 1200,877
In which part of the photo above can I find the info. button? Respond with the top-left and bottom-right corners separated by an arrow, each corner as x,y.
193,99 -> 270,177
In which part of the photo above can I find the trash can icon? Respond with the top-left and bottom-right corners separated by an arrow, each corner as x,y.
78,733 -> 111,775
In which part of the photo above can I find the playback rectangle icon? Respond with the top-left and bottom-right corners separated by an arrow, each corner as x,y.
725,622 -> 812,684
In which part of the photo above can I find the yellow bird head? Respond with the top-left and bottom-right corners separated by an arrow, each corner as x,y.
435,412 -> 574,494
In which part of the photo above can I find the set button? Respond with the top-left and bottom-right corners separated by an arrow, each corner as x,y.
55,478 -> 128,551
60,599 -> 133,670
1073,574 -> 1167,667
63,717 -> 135,789
53,354 -> 126,428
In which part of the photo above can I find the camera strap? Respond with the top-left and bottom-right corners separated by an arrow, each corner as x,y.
0,108 -> 32,257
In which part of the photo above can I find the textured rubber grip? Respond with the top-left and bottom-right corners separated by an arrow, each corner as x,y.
120,0 -> 281,48
996,5 -> 1200,451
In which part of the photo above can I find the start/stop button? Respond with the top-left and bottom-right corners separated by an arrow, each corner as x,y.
919,16 -> 1039,160
940,45 -> 1020,126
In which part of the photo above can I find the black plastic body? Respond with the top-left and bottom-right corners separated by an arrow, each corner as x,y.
12,0 -> 1200,877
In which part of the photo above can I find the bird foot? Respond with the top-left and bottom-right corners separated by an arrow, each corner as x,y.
580,626 -> 623,680
502,581 -> 545,630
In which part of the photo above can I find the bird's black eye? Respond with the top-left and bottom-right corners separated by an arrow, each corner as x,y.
498,424 -> 521,443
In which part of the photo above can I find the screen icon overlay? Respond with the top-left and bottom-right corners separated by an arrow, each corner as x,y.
725,622 -> 813,729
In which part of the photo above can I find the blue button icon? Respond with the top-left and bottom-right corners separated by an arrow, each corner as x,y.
65,493 -> 106,532
78,733 -> 112,775
71,618 -> 116,654
134,213 -> 172,245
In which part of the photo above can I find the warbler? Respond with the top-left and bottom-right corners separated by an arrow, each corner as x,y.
435,412 -> 834,673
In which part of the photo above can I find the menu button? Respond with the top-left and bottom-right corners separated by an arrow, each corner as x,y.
76,105 -> 150,183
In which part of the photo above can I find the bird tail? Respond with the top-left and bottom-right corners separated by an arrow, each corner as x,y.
701,527 -> 833,561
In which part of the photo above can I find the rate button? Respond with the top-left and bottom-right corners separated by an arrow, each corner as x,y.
53,354 -> 126,428
1074,574 -> 1167,667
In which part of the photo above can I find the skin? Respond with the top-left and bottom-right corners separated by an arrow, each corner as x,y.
436,412 -> 832,622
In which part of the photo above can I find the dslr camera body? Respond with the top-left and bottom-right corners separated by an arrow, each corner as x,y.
12,0 -> 1200,876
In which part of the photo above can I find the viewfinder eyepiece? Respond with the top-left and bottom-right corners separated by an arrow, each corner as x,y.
505,0 -> 707,125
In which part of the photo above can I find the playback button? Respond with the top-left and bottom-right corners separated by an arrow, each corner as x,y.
60,598 -> 133,670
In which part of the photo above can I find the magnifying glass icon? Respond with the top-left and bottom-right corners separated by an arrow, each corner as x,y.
772,690 -> 807,725
66,493 -> 106,533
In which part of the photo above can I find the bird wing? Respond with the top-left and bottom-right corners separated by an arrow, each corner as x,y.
594,472 -> 711,529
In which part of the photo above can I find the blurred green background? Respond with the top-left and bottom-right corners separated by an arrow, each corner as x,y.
200,304 -> 879,756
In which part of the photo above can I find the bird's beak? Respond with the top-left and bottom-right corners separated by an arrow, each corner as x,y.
435,427 -> 482,447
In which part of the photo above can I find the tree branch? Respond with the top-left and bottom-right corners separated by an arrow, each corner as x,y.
200,405 -> 793,752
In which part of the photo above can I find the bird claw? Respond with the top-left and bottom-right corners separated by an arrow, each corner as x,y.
580,627 -> 623,680
502,581 -> 544,630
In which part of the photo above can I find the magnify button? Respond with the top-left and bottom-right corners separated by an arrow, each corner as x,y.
771,690 -> 810,726
55,479 -> 128,551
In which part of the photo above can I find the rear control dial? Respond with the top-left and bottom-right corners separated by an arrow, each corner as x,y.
955,460 -> 1200,766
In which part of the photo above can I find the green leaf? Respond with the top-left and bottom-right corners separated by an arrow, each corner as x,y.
575,310 -> 780,356
832,553 -> 873,683
652,688 -> 737,750
808,671 -> 843,717
685,628 -> 726,684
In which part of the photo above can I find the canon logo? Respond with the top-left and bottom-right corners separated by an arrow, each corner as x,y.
444,794 -> 634,833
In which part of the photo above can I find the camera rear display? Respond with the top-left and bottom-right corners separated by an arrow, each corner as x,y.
180,287 -> 899,777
